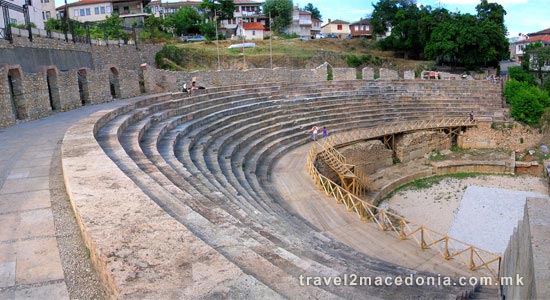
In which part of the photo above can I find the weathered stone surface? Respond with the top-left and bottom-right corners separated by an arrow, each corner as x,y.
362,67 -> 374,80
404,70 -> 415,80
332,68 -> 356,81
395,130 -> 451,163
339,140 -> 393,174
379,68 -> 399,80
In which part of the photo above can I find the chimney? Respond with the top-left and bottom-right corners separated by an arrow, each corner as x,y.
328,18 -> 331,23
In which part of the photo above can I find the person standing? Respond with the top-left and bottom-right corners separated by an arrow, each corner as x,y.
322,126 -> 328,140
469,111 -> 474,122
310,126 -> 318,141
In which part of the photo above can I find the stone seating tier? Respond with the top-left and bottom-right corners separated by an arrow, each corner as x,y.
63,80 -> 504,299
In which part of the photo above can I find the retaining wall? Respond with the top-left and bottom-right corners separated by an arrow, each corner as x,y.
502,197 -> 550,300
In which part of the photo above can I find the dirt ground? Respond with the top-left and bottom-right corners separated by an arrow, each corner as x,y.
380,175 -> 547,234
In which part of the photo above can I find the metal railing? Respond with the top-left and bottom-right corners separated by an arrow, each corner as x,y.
306,118 -> 501,280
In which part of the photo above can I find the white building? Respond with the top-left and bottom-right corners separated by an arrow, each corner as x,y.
287,6 -> 311,38
56,0 -> 148,26
221,0 -> 265,32
235,21 -> 264,40
0,0 -> 45,29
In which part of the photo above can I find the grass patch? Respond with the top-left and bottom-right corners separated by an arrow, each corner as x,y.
383,172 -> 483,199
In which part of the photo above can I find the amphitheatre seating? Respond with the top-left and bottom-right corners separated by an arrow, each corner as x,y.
62,79 -> 505,299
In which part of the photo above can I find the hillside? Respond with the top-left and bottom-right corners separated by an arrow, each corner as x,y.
156,37 -> 434,74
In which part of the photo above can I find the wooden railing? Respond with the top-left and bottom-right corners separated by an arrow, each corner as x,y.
306,119 -> 501,280
323,117 -> 476,148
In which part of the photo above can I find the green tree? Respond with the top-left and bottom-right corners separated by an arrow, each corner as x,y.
263,0 -> 293,34
199,21 -> 216,40
303,3 -> 321,20
199,0 -> 235,22
165,6 -> 201,36
504,79 -> 550,125
508,66 -> 537,86
530,47 -> 550,86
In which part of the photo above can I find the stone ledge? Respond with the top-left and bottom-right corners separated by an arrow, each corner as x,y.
61,94 -> 279,299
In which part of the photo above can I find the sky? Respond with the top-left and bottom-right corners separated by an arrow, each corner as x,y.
302,0 -> 550,38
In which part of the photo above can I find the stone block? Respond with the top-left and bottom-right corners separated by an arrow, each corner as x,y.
379,68 -> 399,80
404,70 -> 415,80
362,67 -> 374,80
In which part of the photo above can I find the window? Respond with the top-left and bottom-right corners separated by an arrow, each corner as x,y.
106,6 -> 111,13
235,6 -> 239,12
365,25 -> 369,31
100,6 -> 105,13
355,25 -> 359,31
86,8 -> 91,15
95,7 -> 99,14
9,18 -> 16,24
74,9 -> 79,16
42,11 -> 45,20
252,30 -> 255,36
337,24 -> 342,30
80,9 -> 85,16
46,11 -> 50,19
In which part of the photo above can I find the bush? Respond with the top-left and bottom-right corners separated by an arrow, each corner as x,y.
504,79 -> 550,125
508,66 -> 537,86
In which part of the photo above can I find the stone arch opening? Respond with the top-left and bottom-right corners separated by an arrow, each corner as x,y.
7,68 -> 24,120
327,64 -> 334,81
109,67 -> 121,99
77,69 -> 90,105
46,68 -> 61,110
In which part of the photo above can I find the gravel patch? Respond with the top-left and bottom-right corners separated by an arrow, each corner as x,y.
448,186 -> 547,254
381,175 -> 548,235
49,143 -> 107,300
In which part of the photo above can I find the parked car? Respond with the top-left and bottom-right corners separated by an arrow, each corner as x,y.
300,36 -> 310,41
314,33 -> 326,39
326,33 -> 338,39
183,35 -> 205,43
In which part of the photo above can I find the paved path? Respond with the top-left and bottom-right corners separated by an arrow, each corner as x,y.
272,143 -> 484,278
0,97 -> 144,300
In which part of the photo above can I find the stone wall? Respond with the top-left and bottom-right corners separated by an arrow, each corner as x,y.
332,68 -> 357,81
502,197 -> 550,300
395,130 -> 451,163
458,121 -> 542,152
362,67 -> 374,80
0,65 -> 17,128
154,63 -> 328,90
339,140 -> 393,175
379,68 -> 399,80
0,36 -> 161,72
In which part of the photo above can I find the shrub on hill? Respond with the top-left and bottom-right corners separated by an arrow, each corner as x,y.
504,79 -> 550,126
507,66 -> 537,86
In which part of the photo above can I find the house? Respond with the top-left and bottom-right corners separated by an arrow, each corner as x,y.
287,6 -> 312,38
38,0 -> 56,23
321,19 -> 350,38
349,18 -> 372,38
311,18 -> 322,36
56,0 -> 150,26
512,28 -> 550,61
146,0 -> 201,18
0,0 -> 45,29
221,0 -> 265,33
235,21 -> 264,40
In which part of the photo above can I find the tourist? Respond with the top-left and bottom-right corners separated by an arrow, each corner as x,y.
469,111 -> 474,122
322,126 -> 328,140
310,126 -> 318,141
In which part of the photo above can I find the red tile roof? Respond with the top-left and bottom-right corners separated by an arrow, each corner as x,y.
242,22 -> 265,30
518,35 -> 550,44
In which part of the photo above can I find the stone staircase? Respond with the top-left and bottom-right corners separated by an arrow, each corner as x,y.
62,80 -> 504,299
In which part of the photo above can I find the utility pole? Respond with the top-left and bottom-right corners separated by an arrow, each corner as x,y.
241,17 -> 245,69
269,11 -> 272,69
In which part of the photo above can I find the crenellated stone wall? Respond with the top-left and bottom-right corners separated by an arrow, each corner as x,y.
153,62 -> 329,91
332,68 -> 357,81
